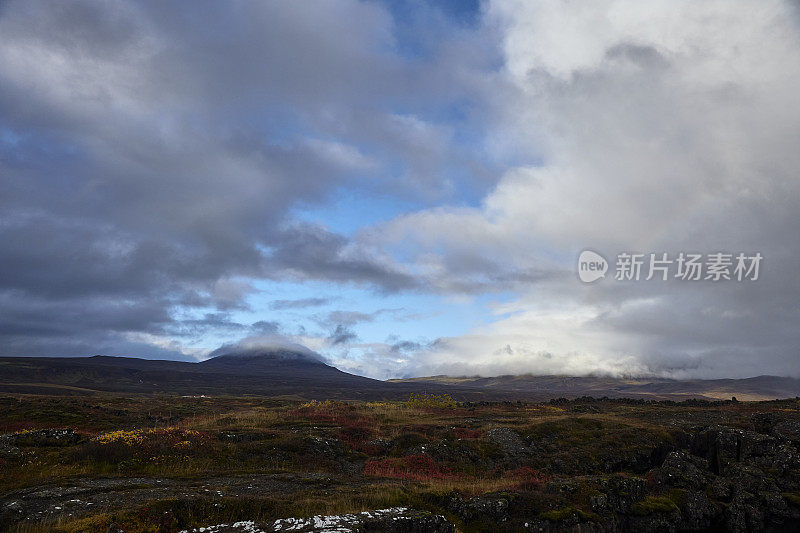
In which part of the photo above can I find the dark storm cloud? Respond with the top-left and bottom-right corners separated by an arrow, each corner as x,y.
264,224 -> 418,291
0,0 -> 480,356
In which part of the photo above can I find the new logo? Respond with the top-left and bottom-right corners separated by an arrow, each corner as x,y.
577,250 -> 608,283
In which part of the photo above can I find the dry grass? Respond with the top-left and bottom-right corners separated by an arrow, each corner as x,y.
182,407 -> 281,430
4,394 -> 797,532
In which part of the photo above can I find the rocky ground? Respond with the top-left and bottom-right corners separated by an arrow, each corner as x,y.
2,396 -> 800,531
175,508 -> 454,533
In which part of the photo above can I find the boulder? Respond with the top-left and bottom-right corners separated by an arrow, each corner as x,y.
486,427 -> 534,467
655,451 -> 710,488
448,492 -> 512,524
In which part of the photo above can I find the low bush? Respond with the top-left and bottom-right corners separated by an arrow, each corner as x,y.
364,454 -> 458,480
405,393 -> 457,410
506,466 -> 552,490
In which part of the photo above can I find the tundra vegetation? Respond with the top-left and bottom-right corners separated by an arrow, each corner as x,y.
1,394 -> 800,531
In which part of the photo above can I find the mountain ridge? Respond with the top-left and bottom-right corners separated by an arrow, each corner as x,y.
1,353 -> 798,401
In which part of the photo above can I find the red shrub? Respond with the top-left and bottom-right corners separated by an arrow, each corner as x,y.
400,424 -> 439,436
363,454 -> 458,481
292,403 -> 377,432
292,402 -> 379,452
506,466 -> 551,490
338,419 -> 377,452
452,427 -> 482,440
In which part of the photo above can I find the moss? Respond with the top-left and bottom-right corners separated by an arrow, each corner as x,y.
630,495 -> 679,515
667,488 -> 687,507
783,492 -> 800,507
540,506 -> 596,522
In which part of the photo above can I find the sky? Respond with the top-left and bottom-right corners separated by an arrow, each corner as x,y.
1,0 -> 799,380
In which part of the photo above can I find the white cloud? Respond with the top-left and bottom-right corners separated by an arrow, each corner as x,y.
366,0 -> 800,378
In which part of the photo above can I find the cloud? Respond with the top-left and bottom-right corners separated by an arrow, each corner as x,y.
321,308 -> 402,327
269,298 -> 332,311
363,0 -> 800,378
207,335 -> 326,363
390,340 -> 424,354
2,0 -> 798,381
328,325 -> 359,346
0,0 -> 471,355
264,224 -> 418,291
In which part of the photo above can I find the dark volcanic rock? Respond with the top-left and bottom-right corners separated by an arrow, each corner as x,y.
448,491 -> 512,524
690,425 -> 779,474
678,490 -> 720,530
751,411 -> 782,434
772,420 -> 800,444
625,509 -> 682,533
655,451 -> 711,488
595,475 -> 647,514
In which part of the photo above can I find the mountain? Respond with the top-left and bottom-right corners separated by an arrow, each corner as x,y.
1,353 -> 798,400
0,351 -> 405,399
195,348 -> 388,391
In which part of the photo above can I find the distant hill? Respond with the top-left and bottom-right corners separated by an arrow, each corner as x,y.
1,353 -> 798,400
389,374 -> 800,401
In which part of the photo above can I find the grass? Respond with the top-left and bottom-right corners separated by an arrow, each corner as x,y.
540,506 -> 597,522
2,394 -> 799,531
630,495 -> 680,515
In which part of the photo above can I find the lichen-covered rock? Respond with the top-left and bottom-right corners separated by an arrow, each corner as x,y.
724,463 -> 780,496
299,436 -> 357,474
363,438 -> 391,453
522,516 -> 610,532
674,490 -> 720,530
725,490 -> 762,532
178,508 -> 455,532
721,470 -> 796,532
420,438 -> 499,470
598,450 -> 651,474
486,427 -> 534,466
0,434 -> 21,459
690,426 -> 779,475
217,431 -> 274,443
772,420 -> 800,445
594,475 -> 646,514
624,508 -> 681,533
654,451 -> 710,489
751,412 -> 782,434
525,506 -> 609,532
448,491 -> 512,524
11,429 -> 81,447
